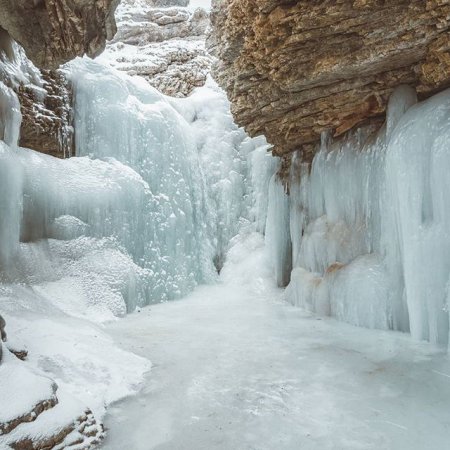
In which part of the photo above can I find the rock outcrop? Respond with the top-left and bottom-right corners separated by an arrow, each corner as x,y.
0,326 -> 104,449
0,32 -> 73,157
105,0 -> 212,97
18,69 -> 74,158
0,0 -> 120,157
209,0 -> 450,157
0,0 -> 120,70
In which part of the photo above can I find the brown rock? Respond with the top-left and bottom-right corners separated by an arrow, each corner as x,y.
0,0 -> 120,70
17,69 -> 74,158
209,0 -> 450,156
0,384 -> 58,436
0,32 -> 74,157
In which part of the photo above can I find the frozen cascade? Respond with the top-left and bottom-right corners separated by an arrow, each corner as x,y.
0,82 -> 23,267
0,55 -> 274,320
68,58 -> 274,304
280,84 -> 450,348
0,48 -> 275,427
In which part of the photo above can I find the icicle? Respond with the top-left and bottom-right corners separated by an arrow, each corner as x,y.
265,174 -> 292,287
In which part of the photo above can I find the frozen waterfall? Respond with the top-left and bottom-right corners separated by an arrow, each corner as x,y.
279,84 -> 450,348
0,57 -> 274,321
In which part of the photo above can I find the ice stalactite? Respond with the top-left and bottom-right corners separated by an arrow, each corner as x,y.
281,84 -> 450,348
265,175 -> 292,287
0,81 -> 23,269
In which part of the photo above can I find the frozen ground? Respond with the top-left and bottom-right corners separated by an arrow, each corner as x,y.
101,233 -> 450,450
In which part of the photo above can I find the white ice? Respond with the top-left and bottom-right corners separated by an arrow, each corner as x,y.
100,232 -> 450,450
282,85 -> 450,348
0,47 -> 271,437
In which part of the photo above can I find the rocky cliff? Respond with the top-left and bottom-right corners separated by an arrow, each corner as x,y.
0,0 -> 119,70
0,0 -> 120,158
209,0 -> 450,158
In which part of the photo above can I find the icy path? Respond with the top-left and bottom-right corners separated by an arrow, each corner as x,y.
102,234 -> 450,450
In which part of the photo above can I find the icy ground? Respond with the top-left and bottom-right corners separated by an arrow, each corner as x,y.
101,233 -> 450,450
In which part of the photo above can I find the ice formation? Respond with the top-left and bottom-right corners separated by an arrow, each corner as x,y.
0,40 -> 274,441
280,84 -> 450,348
0,54 -> 272,320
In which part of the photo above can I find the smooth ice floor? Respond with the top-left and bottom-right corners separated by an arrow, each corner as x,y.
101,235 -> 450,450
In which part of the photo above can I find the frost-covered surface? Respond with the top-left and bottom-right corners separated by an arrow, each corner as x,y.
101,0 -> 212,97
0,29 -> 271,445
70,58 -> 268,303
279,84 -> 450,348
101,232 -> 450,450
0,351 -> 56,424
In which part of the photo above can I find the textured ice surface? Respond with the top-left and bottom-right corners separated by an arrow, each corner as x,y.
282,85 -> 450,348
69,59 -> 269,302
0,51 -> 272,435
101,232 -> 450,450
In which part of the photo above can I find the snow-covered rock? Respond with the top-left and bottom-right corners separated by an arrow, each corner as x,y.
100,0 -> 212,97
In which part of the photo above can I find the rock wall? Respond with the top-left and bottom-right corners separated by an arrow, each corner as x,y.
0,0 -> 120,157
209,0 -> 450,157
0,0 -> 120,70
0,30 -> 73,157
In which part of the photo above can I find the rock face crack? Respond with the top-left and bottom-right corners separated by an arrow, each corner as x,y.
209,0 -> 450,156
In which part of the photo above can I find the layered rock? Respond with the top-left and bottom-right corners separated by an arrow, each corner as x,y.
0,0 -> 120,70
0,32 -> 73,157
18,69 -> 74,158
209,0 -> 450,157
104,0 -> 212,97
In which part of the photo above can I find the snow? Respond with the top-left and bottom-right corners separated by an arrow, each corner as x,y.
0,284 -> 151,419
0,351 -> 56,424
101,232 -> 450,450
188,0 -> 211,11
3,389 -> 102,449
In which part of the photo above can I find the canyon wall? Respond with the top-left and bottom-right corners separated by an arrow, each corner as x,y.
209,0 -> 450,158
0,0 -> 120,157
0,2 -> 120,447
0,0 -> 119,70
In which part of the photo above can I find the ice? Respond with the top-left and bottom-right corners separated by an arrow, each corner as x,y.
0,44 -> 272,435
265,174 -> 292,287
69,60 -> 268,297
0,83 -> 23,268
384,88 -> 450,346
101,231 -> 450,450
282,85 -> 450,347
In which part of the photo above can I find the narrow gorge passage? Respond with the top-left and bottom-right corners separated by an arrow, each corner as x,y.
102,235 -> 450,450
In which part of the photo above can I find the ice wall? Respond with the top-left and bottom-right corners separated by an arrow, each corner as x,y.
281,84 -> 450,348
0,54 -> 271,318
69,59 -> 270,301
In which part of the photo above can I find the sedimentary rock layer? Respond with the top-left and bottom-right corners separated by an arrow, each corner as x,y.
0,0 -> 120,69
209,0 -> 450,156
